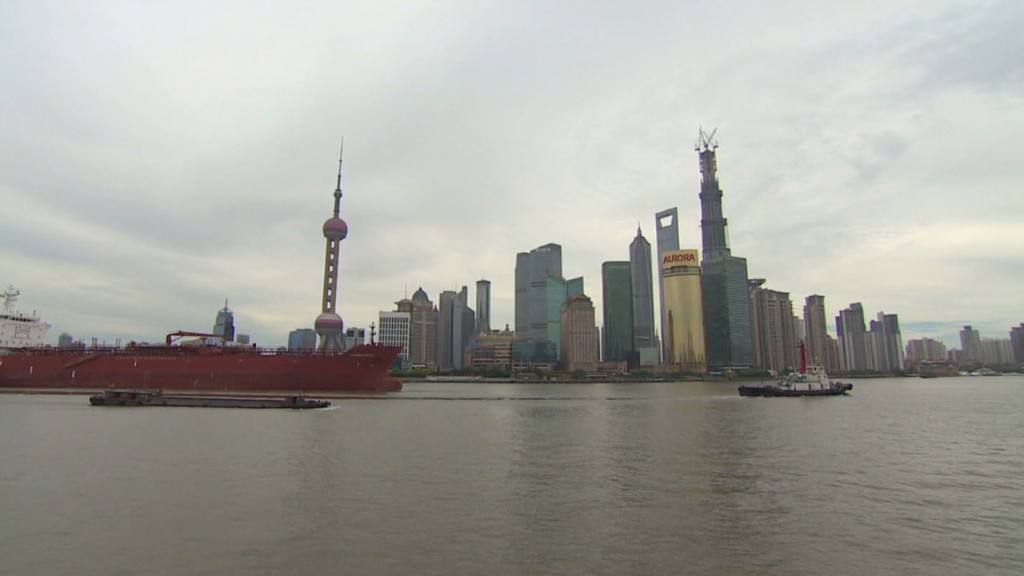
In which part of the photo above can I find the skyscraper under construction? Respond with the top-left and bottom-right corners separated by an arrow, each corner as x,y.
696,129 -> 754,369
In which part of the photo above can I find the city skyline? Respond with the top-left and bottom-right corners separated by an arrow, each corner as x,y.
2,1 -> 1021,350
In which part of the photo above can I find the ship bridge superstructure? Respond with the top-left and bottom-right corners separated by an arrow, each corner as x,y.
1,286 -> 51,348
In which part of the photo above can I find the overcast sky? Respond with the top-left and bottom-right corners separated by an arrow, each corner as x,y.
2,0 -> 1021,349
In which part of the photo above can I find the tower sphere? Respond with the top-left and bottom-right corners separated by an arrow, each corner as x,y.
323,217 -> 348,241
315,312 -> 344,340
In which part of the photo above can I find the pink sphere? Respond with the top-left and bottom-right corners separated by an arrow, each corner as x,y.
323,217 -> 348,241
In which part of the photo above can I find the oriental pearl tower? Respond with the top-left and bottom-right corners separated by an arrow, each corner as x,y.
314,144 -> 349,353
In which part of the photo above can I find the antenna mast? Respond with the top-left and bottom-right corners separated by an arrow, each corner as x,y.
333,138 -> 344,217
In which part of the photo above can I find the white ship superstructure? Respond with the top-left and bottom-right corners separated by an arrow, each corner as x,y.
1,286 -> 50,348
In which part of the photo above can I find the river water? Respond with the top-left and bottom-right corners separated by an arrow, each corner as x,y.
2,376 -> 1022,575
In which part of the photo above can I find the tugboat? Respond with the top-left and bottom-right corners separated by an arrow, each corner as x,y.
738,342 -> 852,398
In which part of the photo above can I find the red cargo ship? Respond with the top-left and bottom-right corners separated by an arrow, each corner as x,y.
2,146 -> 405,394
0,332 -> 403,393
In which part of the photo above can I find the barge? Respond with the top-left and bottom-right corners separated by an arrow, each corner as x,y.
89,389 -> 331,409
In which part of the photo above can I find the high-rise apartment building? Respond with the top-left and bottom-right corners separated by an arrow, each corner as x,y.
545,275 -> 584,359
437,287 -> 474,372
629,226 -> 658,367
288,328 -> 317,351
514,243 -> 582,364
959,325 -> 982,363
213,301 -> 235,342
601,261 -> 633,363
1011,323 -> 1024,365
696,130 -> 753,369
57,332 -> 74,348
660,249 -> 706,372
560,294 -> 598,372
793,314 -> 805,348
378,311 -> 411,370
905,337 -> 948,367
803,295 -> 838,371
836,303 -> 868,371
980,338 -> 1014,367
515,244 -> 561,362
475,280 -> 491,334
749,280 -> 797,373
408,288 -> 438,370
867,312 -> 903,373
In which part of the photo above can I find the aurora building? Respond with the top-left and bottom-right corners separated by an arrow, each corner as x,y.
660,249 -> 706,372
696,130 -> 754,369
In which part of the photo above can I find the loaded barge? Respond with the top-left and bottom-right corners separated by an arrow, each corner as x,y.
89,389 -> 330,409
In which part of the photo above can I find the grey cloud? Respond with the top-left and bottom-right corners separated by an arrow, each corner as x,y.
901,1 -> 1024,95
2,1 -> 1022,348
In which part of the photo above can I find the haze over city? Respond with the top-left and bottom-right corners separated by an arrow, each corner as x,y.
2,0 -> 1021,349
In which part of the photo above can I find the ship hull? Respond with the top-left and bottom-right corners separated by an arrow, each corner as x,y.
0,344 -> 403,393
738,383 -> 852,397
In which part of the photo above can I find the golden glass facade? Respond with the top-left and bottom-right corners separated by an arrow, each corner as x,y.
660,249 -> 706,372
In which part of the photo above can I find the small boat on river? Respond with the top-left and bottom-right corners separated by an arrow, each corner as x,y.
739,342 -> 852,398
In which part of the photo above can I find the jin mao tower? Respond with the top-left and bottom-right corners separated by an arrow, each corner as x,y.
629,226 -> 658,366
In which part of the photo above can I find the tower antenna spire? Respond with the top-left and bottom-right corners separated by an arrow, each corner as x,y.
333,138 -> 344,217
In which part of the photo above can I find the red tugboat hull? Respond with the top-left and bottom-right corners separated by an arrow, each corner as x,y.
0,343 -> 402,393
